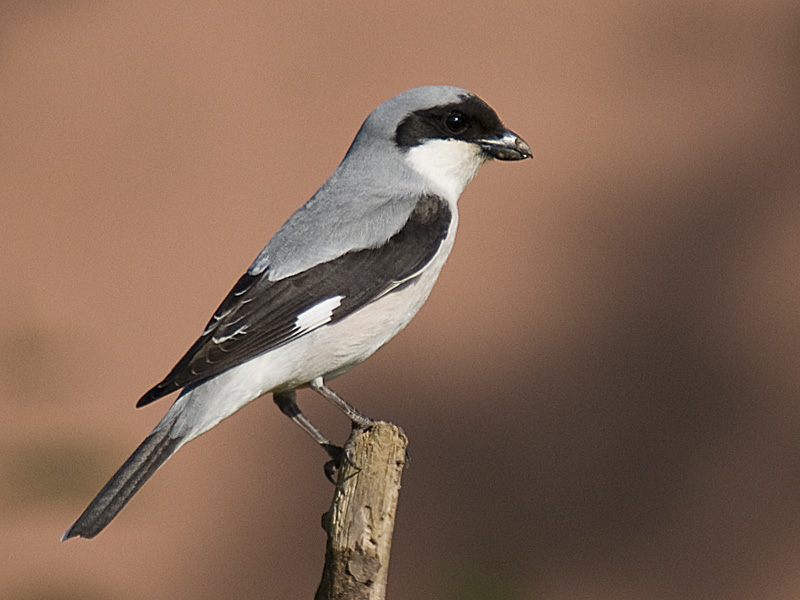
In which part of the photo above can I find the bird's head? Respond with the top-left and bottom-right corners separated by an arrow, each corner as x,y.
353,85 -> 531,201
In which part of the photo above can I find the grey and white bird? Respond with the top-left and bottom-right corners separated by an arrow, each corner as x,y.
62,85 -> 531,540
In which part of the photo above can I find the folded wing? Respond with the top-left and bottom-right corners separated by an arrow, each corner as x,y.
137,194 -> 452,407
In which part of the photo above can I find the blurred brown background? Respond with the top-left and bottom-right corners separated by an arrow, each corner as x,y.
2,1 -> 799,599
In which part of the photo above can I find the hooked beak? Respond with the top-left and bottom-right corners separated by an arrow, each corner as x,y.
478,129 -> 532,161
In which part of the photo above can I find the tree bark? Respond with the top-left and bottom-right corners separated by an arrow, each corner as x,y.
315,422 -> 408,600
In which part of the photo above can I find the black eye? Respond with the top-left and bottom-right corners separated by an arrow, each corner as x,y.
444,113 -> 468,134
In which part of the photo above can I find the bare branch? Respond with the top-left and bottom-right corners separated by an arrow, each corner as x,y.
315,422 -> 408,600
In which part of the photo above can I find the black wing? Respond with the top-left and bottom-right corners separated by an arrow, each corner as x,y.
137,194 -> 452,407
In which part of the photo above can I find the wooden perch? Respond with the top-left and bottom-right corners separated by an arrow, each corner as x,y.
315,422 -> 408,600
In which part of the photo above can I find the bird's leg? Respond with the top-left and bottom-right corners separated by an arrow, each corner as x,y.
273,390 -> 358,482
273,390 -> 341,459
309,377 -> 374,429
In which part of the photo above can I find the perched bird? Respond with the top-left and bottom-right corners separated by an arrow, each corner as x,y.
62,85 -> 531,540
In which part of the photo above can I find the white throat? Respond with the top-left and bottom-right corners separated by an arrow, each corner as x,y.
405,139 -> 488,203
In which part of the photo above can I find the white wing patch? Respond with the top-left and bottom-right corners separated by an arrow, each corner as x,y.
294,295 -> 345,335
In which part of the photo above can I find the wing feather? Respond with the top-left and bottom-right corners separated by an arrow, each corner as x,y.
137,194 -> 451,407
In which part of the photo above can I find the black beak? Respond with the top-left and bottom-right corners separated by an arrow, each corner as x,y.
478,129 -> 532,161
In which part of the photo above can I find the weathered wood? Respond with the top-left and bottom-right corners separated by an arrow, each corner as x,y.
315,422 -> 408,600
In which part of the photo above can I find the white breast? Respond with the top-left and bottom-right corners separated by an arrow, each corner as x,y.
168,209 -> 460,441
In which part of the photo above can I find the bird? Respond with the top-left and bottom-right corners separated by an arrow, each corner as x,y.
62,85 -> 532,540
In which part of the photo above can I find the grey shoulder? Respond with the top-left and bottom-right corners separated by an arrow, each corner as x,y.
248,190 -> 422,281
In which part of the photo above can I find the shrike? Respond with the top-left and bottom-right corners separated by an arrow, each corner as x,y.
63,85 -> 531,540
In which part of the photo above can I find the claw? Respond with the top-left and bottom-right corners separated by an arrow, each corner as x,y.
321,441 -> 359,483
323,459 -> 338,484
322,442 -> 342,460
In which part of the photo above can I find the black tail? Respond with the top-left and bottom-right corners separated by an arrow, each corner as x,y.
62,426 -> 183,540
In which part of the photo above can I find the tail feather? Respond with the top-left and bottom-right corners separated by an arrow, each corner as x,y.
62,426 -> 184,540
